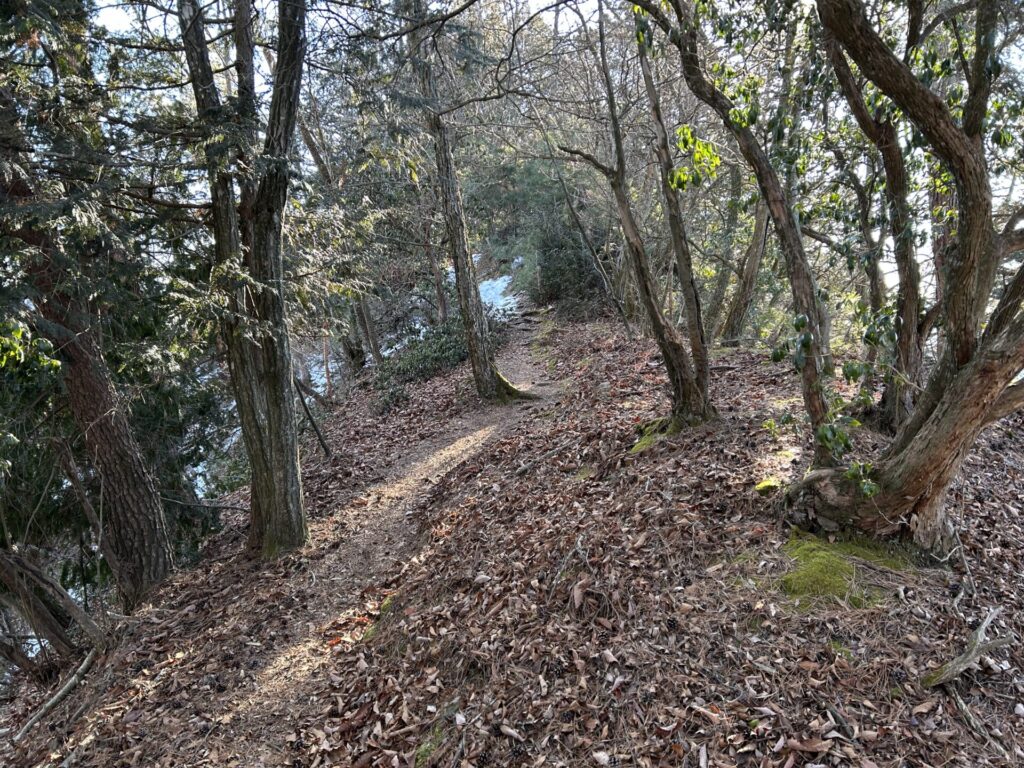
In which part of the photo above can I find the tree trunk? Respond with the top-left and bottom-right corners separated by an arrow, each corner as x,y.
827,37 -> 924,431
357,295 -> 384,365
789,343 -> 1022,550
411,7 -> 524,401
637,37 -> 712,400
778,0 -> 1023,552
179,0 -> 308,557
424,219 -> 449,324
638,0 -> 833,463
46,325 -> 173,607
564,1 -> 710,426
720,202 -> 769,345
706,166 -> 743,340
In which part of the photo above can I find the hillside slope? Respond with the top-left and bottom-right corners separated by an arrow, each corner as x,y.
6,318 -> 1024,767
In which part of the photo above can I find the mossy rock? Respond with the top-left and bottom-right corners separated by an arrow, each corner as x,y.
780,530 -> 911,607
630,416 -> 680,454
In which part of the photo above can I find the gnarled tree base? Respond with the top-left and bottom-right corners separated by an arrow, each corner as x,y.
784,467 -> 956,555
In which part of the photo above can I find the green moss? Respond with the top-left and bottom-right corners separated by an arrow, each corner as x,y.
755,476 -> 782,496
363,593 -> 399,643
415,725 -> 444,766
780,530 -> 912,607
829,639 -> 854,661
574,465 -> 595,480
630,416 -> 680,454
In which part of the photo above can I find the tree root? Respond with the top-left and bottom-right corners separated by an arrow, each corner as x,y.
492,370 -> 541,402
13,646 -> 99,744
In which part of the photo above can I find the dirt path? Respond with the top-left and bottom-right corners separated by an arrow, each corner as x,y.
17,323 -> 556,768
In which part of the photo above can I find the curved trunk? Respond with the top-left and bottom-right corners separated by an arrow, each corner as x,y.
720,202 -> 769,345
789,344 -> 1021,551
827,37 -> 924,431
613,185 -> 714,424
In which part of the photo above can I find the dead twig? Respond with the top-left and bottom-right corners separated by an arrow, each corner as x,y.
13,646 -> 99,744
922,608 -> 1013,687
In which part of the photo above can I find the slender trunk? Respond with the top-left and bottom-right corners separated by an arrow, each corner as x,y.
706,166 -> 743,340
637,37 -> 711,398
567,1 -> 709,425
650,0 -> 832,462
720,202 -> 769,345
322,326 -> 333,399
0,552 -> 75,657
424,219 -> 449,324
827,37 -> 923,430
357,295 -> 384,365
411,7 -> 523,401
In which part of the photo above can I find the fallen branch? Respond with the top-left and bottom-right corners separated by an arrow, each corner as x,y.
13,646 -> 99,743
922,608 -> 1014,687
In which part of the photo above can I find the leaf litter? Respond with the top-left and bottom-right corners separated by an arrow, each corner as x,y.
4,317 -> 1024,767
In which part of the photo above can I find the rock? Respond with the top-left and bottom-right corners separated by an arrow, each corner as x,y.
1014,702 -> 1024,718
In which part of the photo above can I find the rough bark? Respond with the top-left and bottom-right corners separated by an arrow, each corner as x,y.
720,202 -> 769,345
2,121 -> 173,607
43,320 -> 172,607
179,0 -> 308,556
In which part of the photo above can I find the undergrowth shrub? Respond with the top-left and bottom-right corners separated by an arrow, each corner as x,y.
372,315 -> 509,414
518,228 -> 606,318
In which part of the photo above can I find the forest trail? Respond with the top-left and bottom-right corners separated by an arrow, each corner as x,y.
8,319 -> 560,767
8,318 -> 1024,768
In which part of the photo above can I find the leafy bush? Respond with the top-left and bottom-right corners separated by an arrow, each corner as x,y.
527,228 -> 607,318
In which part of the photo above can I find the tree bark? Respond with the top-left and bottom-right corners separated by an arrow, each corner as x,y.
179,0 -> 308,556
634,0 -> 833,463
357,295 -> 384,365
44,321 -> 172,607
781,0 -> 1022,551
563,1 -> 711,426
720,202 -> 769,345
827,36 -> 924,431
706,166 -> 743,340
637,36 -> 712,400
410,4 -> 525,401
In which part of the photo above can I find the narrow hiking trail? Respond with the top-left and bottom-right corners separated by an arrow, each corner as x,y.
8,317 -> 1024,767
8,319 -> 559,767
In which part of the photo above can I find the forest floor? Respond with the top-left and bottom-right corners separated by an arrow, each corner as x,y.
5,315 -> 1024,768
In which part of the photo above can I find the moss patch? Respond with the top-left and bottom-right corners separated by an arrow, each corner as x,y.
414,725 -> 444,766
575,465 -> 595,480
755,476 -> 782,496
780,531 -> 910,607
630,416 -> 680,454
